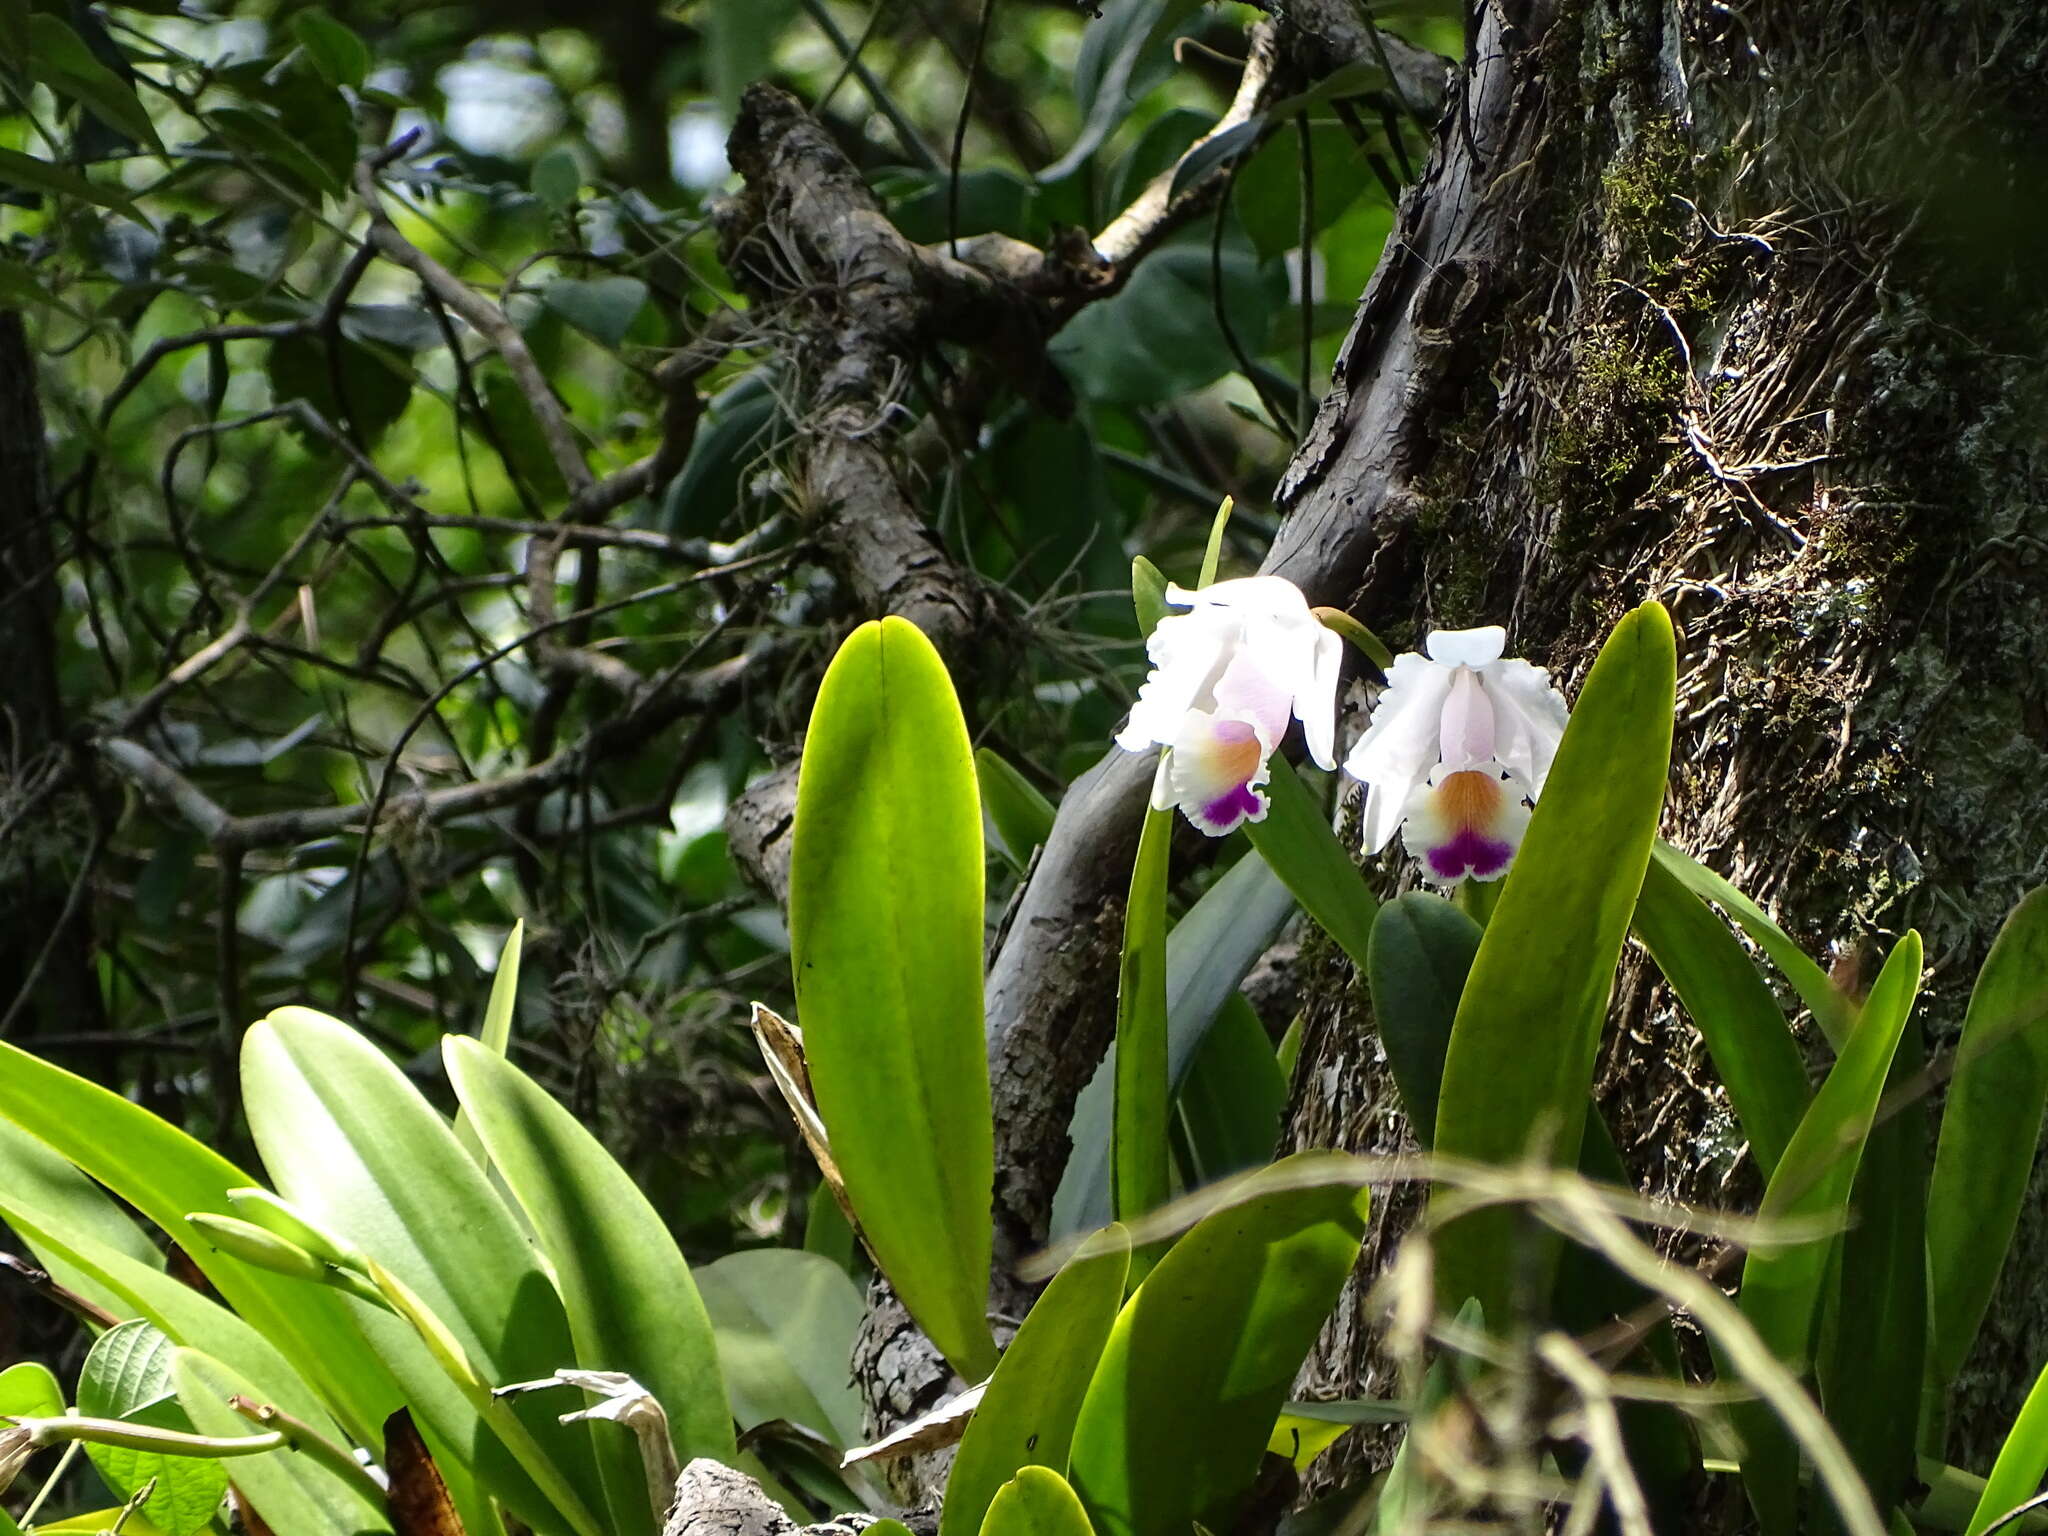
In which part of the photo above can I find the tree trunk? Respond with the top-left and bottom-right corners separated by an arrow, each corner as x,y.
1272,0 -> 2048,1492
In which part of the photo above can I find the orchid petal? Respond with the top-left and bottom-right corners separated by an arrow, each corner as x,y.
1167,575 -> 1317,621
1424,626 -> 1507,668
1116,605 -> 1243,751
1343,653 -> 1453,852
1167,711 -> 1271,837
1479,658 -> 1571,792
1213,650 -> 1296,748
1399,762 -> 1532,886
1297,624 -> 1345,770
1437,667 -> 1496,769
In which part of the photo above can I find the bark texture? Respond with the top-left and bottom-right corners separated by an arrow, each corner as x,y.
1272,0 -> 2048,1491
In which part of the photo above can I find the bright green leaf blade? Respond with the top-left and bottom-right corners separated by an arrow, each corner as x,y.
1966,1357 -> 2048,1536
980,1466 -> 1096,1536
0,1115 -> 164,1273
0,146 -> 136,211
1053,846 -> 1297,1238
942,1228 -> 1130,1536
1818,1020 -> 1927,1533
289,8 -> 370,88
1734,930 -> 1923,1536
1131,556 -> 1170,639
977,749 -> 1057,875
1430,602 -> 1677,1321
1650,840 -> 1855,1050
26,14 -> 163,152
788,616 -> 996,1380
1174,994 -> 1287,1186
444,1035 -> 736,1532
695,1248 -> 866,1449
78,1322 -> 230,1536
1069,1153 -> 1370,1536
244,1006 -> 604,1536
0,1360 -> 64,1419
541,276 -> 648,348
1245,760 -> 1375,971
453,918 -> 523,1163
1115,806 -> 1173,1227
1633,854 -> 1810,1178
1926,887 -> 2048,1407
174,1348 -> 393,1536
1366,893 -> 1480,1146
0,1040 -> 402,1450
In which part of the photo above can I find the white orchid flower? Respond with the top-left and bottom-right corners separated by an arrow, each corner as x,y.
1343,625 -> 1570,885
1115,576 -> 1344,836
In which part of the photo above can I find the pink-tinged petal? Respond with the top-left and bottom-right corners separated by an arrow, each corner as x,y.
1425,626 -> 1507,668
1399,763 -> 1532,886
1479,658 -> 1571,793
1168,575 -> 1318,625
1437,666 -> 1496,769
1344,653 -> 1453,852
1168,712 -> 1272,837
1213,650 -> 1296,749
1116,605 -> 1244,751
1297,624 -> 1345,770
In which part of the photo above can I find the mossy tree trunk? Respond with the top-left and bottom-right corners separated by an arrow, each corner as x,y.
1272,0 -> 2048,1497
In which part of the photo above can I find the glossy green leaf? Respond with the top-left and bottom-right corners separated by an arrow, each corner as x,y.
244,1006 -> 605,1536
1040,0 -> 1176,182
980,1467 -> 1096,1536
788,616 -> 997,1380
943,1228 -> 1131,1536
0,1040 -> 402,1450
694,1248 -> 865,1449
1131,556 -> 1170,639
1734,931 -> 1923,1536
1069,1155 -> 1370,1536
0,1360 -> 64,1419
445,1033 -> 736,1533
1430,602 -> 1677,1319
1366,893 -> 1480,1145
1967,1357 -> 2048,1536
27,14 -> 163,152
1174,994 -> 1287,1186
174,1348 -> 393,1536
1053,846 -> 1297,1237
0,1115 -> 163,1274
1633,854 -> 1810,1177
1818,1018 -> 1927,1533
977,748 -> 1057,875
78,1322 -> 230,1536
0,145 -> 136,211
454,920 -> 524,1163
1926,888 -> 2048,1408
1650,840 -> 1854,1050
542,276 -> 649,348
1115,805 -> 1173,1226
290,8 -> 370,88
1245,760 -> 1375,972
531,146 -> 583,211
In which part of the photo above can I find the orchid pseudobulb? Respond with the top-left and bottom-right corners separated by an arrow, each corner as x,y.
1115,576 -> 1343,836
1343,625 -> 1569,885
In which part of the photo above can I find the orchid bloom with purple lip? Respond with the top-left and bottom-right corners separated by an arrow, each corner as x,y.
1115,576 -> 1344,836
1343,625 -> 1570,885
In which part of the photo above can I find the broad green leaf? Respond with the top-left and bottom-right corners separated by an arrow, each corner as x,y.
1174,994 -> 1287,1186
532,147 -> 583,211
942,1228 -> 1131,1536
1430,602 -> 1677,1320
1235,117 -> 1377,261
1167,117 -> 1264,203
1053,846 -> 1296,1237
788,616 -> 997,1380
1633,855 -> 1810,1177
1650,840 -> 1854,1049
1818,1020 -> 1927,1533
1115,806 -> 1173,1226
0,1193 -> 342,1444
78,1322 -> 230,1536
0,1360 -> 64,1419
290,8 -> 370,88
1966,1357 -> 2048,1536
1266,1412 -> 1351,1471
1245,760 -> 1375,972
174,1348 -> 392,1536
1039,0 -> 1177,182
977,748 -> 1057,875
1926,888 -> 2048,1409
1068,1155 -> 1369,1536
0,146 -> 136,211
542,276 -> 649,349
453,919 -> 523,1164
1734,931 -> 1923,1536
33,1512 -> 169,1535
445,1035 -> 736,1535
0,1116 -> 163,1273
0,1040 -> 402,1450
1366,893 -> 1480,1145
245,1006 -> 605,1536
979,1467 -> 1095,1536
26,14 -> 163,153
695,1248 -> 866,1448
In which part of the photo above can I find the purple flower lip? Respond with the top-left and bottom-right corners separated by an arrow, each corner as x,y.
1424,829 -> 1514,881
1199,781 -> 1263,833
